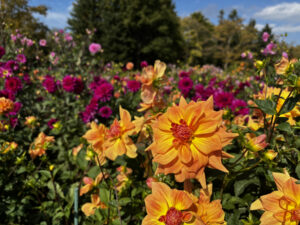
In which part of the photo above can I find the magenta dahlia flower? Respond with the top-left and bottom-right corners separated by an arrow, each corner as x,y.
16,54 -> 26,64
43,75 -> 57,93
62,75 -> 75,92
127,80 -> 141,92
0,46 -> 5,59
73,77 -> 84,94
93,82 -> 113,102
5,77 -> 22,93
98,106 -> 112,118
140,61 -> 148,68
213,91 -> 234,109
178,77 -> 193,95
231,99 -> 249,115
179,71 -> 190,78
48,118 -> 58,129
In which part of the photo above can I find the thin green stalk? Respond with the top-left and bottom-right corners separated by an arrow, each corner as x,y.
96,156 -> 123,225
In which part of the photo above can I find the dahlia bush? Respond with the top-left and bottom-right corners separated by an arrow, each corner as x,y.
0,28 -> 300,225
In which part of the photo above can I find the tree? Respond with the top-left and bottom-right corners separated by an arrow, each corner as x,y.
180,12 -> 214,65
68,0 -> 184,64
211,9 -> 258,68
0,0 -> 48,41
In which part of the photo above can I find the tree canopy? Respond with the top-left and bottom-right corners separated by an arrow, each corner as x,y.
68,0 -> 184,64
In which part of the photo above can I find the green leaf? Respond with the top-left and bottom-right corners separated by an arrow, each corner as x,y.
276,122 -> 292,133
99,188 -> 110,204
234,177 -> 260,196
119,197 -> 131,206
254,99 -> 276,115
296,164 -> 300,179
279,94 -> 300,115
39,170 -> 51,179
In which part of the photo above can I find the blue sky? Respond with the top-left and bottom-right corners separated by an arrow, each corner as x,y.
29,0 -> 300,45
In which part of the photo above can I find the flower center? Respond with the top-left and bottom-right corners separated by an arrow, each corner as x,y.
109,120 -> 121,138
171,119 -> 193,143
291,209 -> 300,221
159,207 -> 183,225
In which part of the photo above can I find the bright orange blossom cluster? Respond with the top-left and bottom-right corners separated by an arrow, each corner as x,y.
147,96 -> 237,188
142,182 -> 225,225
83,105 -> 139,161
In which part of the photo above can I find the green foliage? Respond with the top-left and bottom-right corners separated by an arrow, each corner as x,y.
68,0 -> 184,64
0,0 -> 48,44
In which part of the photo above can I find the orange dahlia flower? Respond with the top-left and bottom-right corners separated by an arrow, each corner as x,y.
116,166 -> 133,192
29,132 -> 54,159
0,97 -> 14,114
80,172 -> 108,196
251,87 -> 300,125
83,122 -> 107,153
187,183 -> 226,224
142,182 -> 202,225
104,106 -> 137,160
139,60 -> 167,112
81,194 -> 107,216
147,96 -> 237,188
246,133 -> 268,152
83,122 -> 107,164
140,60 -> 166,86
275,57 -> 297,76
251,170 -> 300,225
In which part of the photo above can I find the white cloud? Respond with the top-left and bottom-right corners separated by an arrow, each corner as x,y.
46,12 -> 68,21
67,4 -> 73,12
273,25 -> 300,33
34,11 -> 70,28
255,23 -> 264,30
255,23 -> 276,31
254,2 -> 300,23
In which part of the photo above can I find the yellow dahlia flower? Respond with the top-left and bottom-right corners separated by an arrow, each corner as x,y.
251,170 -> 300,225
142,182 -> 202,225
0,97 -> 14,114
148,96 -> 237,188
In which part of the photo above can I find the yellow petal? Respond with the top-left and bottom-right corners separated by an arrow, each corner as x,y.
81,203 -> 96,216
250,199 -> 263,210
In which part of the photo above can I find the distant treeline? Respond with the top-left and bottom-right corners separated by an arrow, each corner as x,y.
2,0 -> 300,67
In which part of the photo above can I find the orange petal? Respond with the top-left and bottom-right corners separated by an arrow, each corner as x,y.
260,191 -> 283,212
144,195 -> 168,217
250,199 -> 263,210
156,157 -> 183,174
179,96 -> 188,107
190,144 -> 209,168
203,96 -> 214,110
157,116 -> 172,132
182,212 -> 193,222
272,172 -> 290,192
171,189 -> 193,210
154,149 -> 178,165
178,145 -> 192,164
123,136 -> 137,158
196,167 -> 207,188
167,106 -> 183,124
282,178 -> 300,205
192,135 -> 222,155
260,211 -> 282,225
193,118 -> 220,135
142,215 -> 164,225
207,151 -> 228,173
80,184 -> 93,196
81,203 -> 96,216
151,182 -> 173,208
